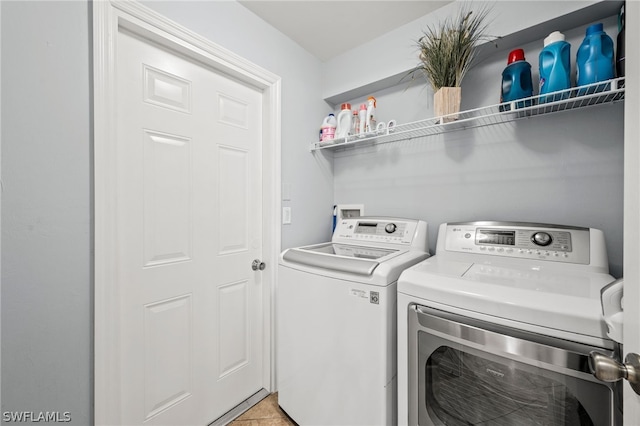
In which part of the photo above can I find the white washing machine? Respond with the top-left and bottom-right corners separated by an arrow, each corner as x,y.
397,221 -> 622,426
278,217 -> 430,426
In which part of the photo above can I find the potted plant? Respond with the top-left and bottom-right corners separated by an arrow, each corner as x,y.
415,6 -> 492,123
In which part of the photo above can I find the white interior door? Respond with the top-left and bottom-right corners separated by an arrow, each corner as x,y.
115,26 -> 264,425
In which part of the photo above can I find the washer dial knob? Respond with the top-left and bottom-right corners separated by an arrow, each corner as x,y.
385,223 -> 397,234
531,231 -> 552,246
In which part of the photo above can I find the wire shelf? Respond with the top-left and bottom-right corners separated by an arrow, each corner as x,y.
310,77 -> 625,152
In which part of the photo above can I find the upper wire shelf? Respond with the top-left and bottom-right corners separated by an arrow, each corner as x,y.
310,77 -> 625,152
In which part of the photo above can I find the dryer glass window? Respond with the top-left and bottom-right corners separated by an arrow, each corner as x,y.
425,346 -> 595,425
409,306 -> 620,426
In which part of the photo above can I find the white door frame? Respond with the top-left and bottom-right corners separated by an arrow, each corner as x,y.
92,2 -> 281,424
624,1 -> 640,422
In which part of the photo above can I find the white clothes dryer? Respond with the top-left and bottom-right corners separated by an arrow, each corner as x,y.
397,221 -> 621,426
278,217 -> 429,426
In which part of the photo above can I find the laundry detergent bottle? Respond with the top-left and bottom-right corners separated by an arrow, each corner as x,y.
500,49 -> 533,110
320,113 -> 337,142
335,103 -> 352,139
577,23 -> 615,93
539,31 -> 571,102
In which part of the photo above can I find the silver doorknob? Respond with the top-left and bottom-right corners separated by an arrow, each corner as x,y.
589,351 -> 640,395
252,259 -> 266,271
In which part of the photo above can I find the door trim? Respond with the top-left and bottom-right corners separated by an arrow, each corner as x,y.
92,2 -> 281,424
624,1 -> 640,422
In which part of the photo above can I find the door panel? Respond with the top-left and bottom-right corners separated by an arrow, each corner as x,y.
143,295 -> 193,419
116,27 -> 263,425
142,130 -> 193,266
218,280 -> 250,378
218,145 -> 250,254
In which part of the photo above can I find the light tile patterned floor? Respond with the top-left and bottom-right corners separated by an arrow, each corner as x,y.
230,393 -> 297,426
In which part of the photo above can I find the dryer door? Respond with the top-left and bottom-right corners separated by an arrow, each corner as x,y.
408,305 -> 621,426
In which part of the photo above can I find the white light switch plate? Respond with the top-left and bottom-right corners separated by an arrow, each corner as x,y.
282,207 -> 291,225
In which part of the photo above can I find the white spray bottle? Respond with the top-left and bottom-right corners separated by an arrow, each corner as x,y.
365,96 -> 377,133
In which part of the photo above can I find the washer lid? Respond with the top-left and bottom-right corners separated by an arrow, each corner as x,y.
302,242 -> 397,260
398,257 -> 616,340
282,243 -> 400,276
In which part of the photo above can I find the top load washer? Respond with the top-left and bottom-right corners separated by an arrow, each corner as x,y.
397,221 -> 621,426
278,217 -> 429,426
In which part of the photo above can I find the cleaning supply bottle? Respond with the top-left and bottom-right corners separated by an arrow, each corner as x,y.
539,31 -> 571,103
577,23 -> 615,94
335,103 -> 352,139
365,96 -> 376,132
358,104 -> 367,136
320,113 -> 336,142
352,109 -> 359,135
616,5 -> 625,77
500,49 -> 533,110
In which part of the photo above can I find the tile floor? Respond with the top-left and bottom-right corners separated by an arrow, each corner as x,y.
230,393 -> 297,426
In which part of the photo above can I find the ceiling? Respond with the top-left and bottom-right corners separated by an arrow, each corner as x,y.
238,1 -> 453,62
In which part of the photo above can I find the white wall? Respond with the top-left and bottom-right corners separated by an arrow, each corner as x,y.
142,1 -> 334,248
322,1 -> 618,104
331,5 -> 624,277
0,1 -> 331,424
1,1 -> 92,424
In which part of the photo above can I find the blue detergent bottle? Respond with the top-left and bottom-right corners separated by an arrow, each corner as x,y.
577,23 -> 615,94
500,49 -> 533,111
539,31 -> 571,103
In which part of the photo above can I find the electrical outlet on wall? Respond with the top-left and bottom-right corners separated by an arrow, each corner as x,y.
283,207 -> 292,225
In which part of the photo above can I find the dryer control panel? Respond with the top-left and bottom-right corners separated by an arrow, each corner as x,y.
440,221 -> 603,265
333,217 -> 428,250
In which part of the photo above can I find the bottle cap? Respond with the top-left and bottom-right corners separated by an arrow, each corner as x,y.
586,23 -> 604,36
340,103 -> 351,110
507,49 -> 525,64
367,96 -> 377,108
544,31 -> 566,47
360,104 -> 367,110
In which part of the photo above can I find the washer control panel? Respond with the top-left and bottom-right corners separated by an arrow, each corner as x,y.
333,217 -> 427,248
443,222 -> 592,264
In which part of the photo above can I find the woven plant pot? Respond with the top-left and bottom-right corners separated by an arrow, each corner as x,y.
434,87 -> 461,124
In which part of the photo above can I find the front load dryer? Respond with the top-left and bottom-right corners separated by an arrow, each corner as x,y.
397,221 -> 621,426
278,217 -> 429,426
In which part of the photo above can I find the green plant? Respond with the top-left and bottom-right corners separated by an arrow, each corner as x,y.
415,6 -> 493,91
